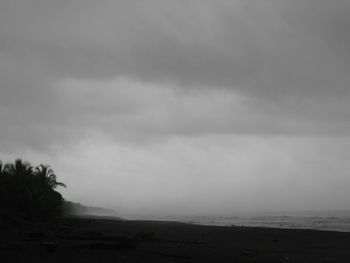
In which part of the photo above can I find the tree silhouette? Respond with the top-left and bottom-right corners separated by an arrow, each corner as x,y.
0,158 -> 66,222
4,158 -> 33,178
35,164 -> 66,189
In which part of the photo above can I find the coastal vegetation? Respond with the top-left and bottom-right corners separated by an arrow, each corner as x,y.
0,158 -> 66,222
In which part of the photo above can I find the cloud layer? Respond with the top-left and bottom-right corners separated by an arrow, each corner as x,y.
1,0 -> 350,151
1,1 -> 350,214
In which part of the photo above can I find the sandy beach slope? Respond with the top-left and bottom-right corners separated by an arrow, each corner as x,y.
1,216 -> 350,262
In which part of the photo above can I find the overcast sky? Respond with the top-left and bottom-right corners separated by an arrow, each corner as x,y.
1,0 -> 350,217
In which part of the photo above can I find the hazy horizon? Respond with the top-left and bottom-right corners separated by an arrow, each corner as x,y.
1,0 -> 350,218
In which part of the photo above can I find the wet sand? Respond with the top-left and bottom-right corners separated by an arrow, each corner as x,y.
1,216 -> 350,262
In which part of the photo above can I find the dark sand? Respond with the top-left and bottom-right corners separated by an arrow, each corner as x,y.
1,217 -> 350,262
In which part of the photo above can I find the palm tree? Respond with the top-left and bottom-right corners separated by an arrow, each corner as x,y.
0,158 -> 66,221
0,159 -> 35,220
3,158 -> 34,198
4,158 -> 33,178
35,164 -> 66,189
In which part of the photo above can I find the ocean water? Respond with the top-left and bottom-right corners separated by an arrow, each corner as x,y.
167,211 -> 350,232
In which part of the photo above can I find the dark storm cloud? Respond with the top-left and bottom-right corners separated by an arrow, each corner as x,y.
1,0 -> 350,150
1,0 -> 349,92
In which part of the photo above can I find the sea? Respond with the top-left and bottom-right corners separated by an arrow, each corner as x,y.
153,211 -> 350,232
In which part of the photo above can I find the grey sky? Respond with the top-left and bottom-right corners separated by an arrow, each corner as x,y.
1,0 -> 350,216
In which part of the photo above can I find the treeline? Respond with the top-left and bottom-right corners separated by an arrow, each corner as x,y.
0,158 -> 66,222
64,201 -> 117,217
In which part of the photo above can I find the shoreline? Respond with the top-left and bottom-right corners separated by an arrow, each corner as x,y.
72,214 -> 350,233
2,216 -> 350,262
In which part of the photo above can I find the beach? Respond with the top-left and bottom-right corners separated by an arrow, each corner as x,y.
1,216 -> 350,262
